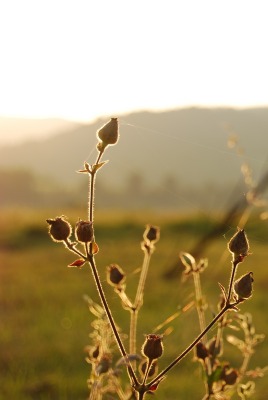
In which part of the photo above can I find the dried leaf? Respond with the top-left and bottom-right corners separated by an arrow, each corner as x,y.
92,161 -> 108,173
180,252 -> 196,274
77,161 -> 92,174
148,376 -> 165,392
92,242 -> 99,254
68,259 -> 86,268
218,282 -> 227,301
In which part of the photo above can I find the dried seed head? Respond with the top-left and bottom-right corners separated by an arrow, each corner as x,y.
143,225 -> 160,244
195,341 -> 209,360
208,336 -> 223,357
221,367 -> 239,385
91,345 -> 100,359
234,272 -> 254,300
141,334 -> 163,361
107,264 -> 125,287
75,220 -> 94,243
95,355 -> 111,375
228,228 -> 249,260
46,216 -> 72,242
97,118 -> 119,148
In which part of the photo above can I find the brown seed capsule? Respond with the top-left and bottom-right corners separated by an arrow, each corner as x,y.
107,264 -> 125,287
95,355 -> 111,375
221,367 -> 239,385
234,272 -> 254,300
141,334 -> 163,361
75,220 -> 94,243
207,336 -> 223,357
46,216 -> 72,242
228,229 -> 249,260
195,341 -> 209,360
143,225 -> 160,244
97,118 -> 119,147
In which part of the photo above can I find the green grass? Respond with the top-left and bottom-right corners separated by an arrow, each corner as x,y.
1,208 -> 268,399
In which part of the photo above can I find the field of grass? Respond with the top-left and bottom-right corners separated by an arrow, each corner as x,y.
1,208 -> 268,399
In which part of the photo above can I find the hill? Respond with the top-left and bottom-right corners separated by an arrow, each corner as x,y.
0,107 -> 268,209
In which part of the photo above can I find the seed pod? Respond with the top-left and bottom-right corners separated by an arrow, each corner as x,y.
107,264 -> 125,287
95,355 -> 111,375
91,345 -> 100,359
46,216 -> 72,242
143,225 -> 160,244
97,118 -> 119,147
208,336 -> 223,357
234,272 -> 254,300
141,334 -> 163,361
228,229 -> 249,260
75,220 -> 94,243
195,341 -> 209,360
221,368 -> 239,385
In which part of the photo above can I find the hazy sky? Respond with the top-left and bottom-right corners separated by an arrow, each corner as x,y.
1,0 -> 268,142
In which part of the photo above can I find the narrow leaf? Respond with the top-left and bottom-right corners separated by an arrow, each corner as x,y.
218,282 -> 227,301
92,161 -> 108,173
68,259 -> 86,268
92,242 -> 99,254
77,161 -> 92,174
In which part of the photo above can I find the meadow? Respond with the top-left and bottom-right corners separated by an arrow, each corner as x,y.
1,207 -> 267,399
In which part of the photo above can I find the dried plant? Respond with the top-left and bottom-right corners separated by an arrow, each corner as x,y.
46,118 -> 266,399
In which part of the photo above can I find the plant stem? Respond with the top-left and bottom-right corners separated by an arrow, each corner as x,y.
87,253 -> 139,387
88,149 -> 104,222
147,302 -> 237,388
192,270 -> 207,344
240,351 -> 252,377
142,359 -> 153,385
129,247 -> 152,358
64,239 -> 86,259
134,248 -> 152,310
226,260 -> 239,304
129,309 -> 138,357
85,148 -> 138,387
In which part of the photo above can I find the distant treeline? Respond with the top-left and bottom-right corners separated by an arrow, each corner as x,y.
0,168 -> 245,211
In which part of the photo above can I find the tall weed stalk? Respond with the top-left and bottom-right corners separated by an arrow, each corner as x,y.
47,118 -> 267,399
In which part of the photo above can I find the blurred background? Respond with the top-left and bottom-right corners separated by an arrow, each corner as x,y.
1,0 -> 268,398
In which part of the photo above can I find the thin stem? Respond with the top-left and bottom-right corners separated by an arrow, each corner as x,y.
192,269 -> 213,398
88,173 -> 95,222
64,239 -> 86,259
240,351 -> 252,377
129,247 -> 152,359
239,327 -> 253,378
85,146 -> 138,387
142,359 -> 153,385
129,309 -> 138,357
116,288 -> 134,310
148,302 -> 237,388
88,149 -> 104,222
209,318 -> 225,372
192,271 -> 207,344
138,392 -> 146,400
134,247 -> 152,310
226,260 -> 239,304
87,253 -> 138,387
